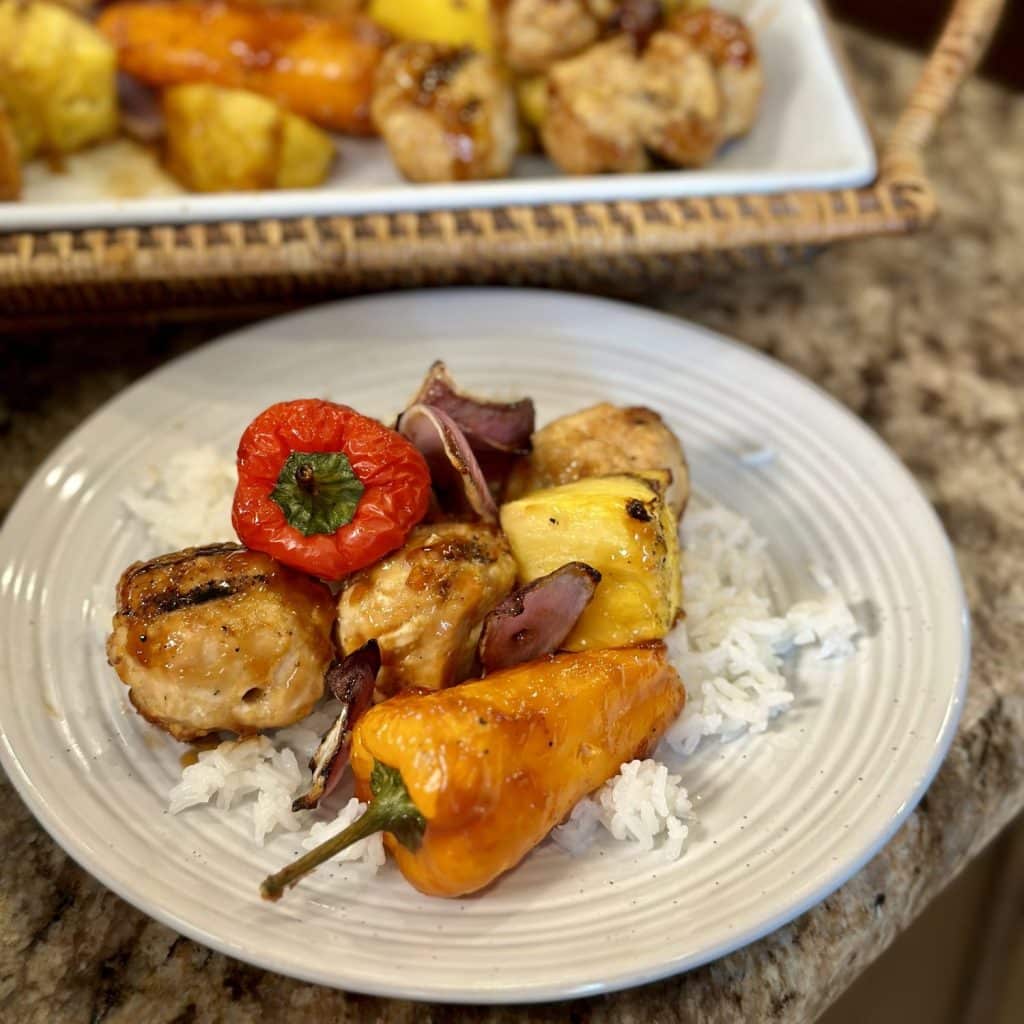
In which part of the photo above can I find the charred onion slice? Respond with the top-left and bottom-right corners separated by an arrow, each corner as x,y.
291,641 -> 380,812
411,361 -> 535,456
397,403 -> 498,522
478,562 -> 601,673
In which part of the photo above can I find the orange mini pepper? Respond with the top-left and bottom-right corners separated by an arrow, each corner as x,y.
262,642 -> 684,900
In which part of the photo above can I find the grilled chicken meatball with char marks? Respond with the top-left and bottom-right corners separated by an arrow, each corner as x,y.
506,402 -> 689,515
371,42 -> 518,182
107,544 -> 336,741
337,522 -> 517,698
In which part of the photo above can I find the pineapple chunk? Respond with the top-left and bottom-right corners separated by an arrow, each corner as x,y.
0,1 -> 117,160
499,473 -> 681,652
368,0 -> 493,52
163,85 -> 336,193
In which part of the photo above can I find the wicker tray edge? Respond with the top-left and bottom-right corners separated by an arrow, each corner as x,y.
0,0 -> 1003,321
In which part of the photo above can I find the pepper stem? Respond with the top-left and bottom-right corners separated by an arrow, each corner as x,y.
269,449 -> 365,537
260,761 -> 425,901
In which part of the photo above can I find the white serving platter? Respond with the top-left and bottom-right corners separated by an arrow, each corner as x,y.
2,0 -> 875,231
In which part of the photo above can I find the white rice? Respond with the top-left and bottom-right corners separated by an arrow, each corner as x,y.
168,736 -> 307,846
664,499 -> 859,759
124,448 -> 859,874
552,760 -> 693,860
122,445 -> 235,550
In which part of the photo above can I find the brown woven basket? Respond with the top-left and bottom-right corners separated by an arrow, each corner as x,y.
0,0 -> 1004,323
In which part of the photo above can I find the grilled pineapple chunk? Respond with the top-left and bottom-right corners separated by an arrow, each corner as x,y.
499,473 -> 681,652
164,85 -> 336,193
0,1 -> 117,160
368,0 -> 493,52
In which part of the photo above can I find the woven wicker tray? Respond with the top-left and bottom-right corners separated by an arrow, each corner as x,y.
0,0 -> 1004,323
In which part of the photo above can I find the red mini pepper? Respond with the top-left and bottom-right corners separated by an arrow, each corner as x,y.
232,399 -> 431,580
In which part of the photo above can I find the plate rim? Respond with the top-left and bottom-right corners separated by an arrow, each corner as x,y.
0,289 -> 969,1004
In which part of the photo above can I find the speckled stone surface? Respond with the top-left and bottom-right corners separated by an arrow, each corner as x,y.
1,25 -> 1022,1024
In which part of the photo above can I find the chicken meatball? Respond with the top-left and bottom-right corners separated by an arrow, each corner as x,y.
541,31 -> 722,175
667,7 -> 763,140
538,4 -> 760,174
371,42 -> 518,183
541,36 -> 650,175
107,544 -> 336,741
493,0 -> 602,75
636,28 -> 722,168
337,522 -> 516,697
505,403 -> 690,516
494,0 -> 660,74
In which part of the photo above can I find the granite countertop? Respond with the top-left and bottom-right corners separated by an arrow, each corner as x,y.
1,24 -> 1022,1024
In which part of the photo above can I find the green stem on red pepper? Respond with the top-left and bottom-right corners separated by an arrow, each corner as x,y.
269,450 -> 365,537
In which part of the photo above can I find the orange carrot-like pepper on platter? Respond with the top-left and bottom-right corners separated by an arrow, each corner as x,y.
98,1 -> 390,135
261,642 -> 684,900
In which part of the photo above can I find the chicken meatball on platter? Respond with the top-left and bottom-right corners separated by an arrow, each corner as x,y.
0,291 -> 966,1001
10,0 -> 875,231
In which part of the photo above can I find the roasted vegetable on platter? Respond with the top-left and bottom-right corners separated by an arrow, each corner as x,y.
98,0 -> 389,134
368,0 -> 493,53
0,0 -> 117,161
262,641 -> 685,900
1,0 -> 763,201
164,84 -> 335,192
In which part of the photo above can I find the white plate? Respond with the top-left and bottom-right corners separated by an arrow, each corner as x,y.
0,290 -> 966,1003
4,0 -> 875,231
